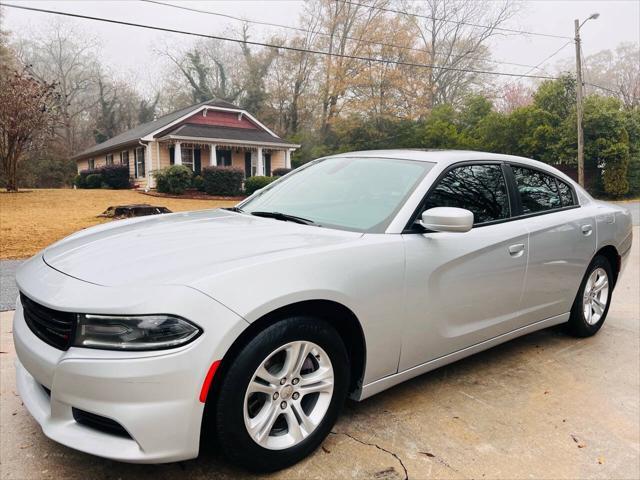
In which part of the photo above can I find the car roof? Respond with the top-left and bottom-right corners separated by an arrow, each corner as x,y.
327,149 -> 548,168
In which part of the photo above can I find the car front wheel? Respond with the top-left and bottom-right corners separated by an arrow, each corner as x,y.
214,316 -> 349,472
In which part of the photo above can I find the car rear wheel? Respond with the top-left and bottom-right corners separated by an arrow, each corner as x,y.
214,316 -> 349,472
567,255 -> 613,337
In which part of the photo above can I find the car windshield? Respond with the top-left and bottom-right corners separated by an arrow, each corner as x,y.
240,156 -> 434,232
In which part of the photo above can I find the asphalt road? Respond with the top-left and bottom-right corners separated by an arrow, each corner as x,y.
0,260 -> 21,312
1,227 -> 638,480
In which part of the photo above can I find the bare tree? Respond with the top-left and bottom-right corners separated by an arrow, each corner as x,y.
265,3 -> 323,134
401,0 -> 518,114
579,43 -> 640,109
0,69 -> 59,191
15,21 -> 100,155
314,0 -> 391,134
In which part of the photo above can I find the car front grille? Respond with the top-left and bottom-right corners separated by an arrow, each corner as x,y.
20,293 -> 76,350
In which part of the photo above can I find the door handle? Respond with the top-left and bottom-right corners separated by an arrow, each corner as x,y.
581,224 -> 593,236
508,243 -> 525,257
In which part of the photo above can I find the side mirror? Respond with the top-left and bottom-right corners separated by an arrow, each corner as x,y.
417,207 -> 473,233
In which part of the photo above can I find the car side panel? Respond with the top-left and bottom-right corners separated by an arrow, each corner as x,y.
398,221 -> 529,371
517,207 -> 597,324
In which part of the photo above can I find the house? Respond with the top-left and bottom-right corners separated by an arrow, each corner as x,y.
72,99 -> 300,189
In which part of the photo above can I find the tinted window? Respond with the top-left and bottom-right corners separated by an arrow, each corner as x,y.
512,166 -> 561,213
557,179 -> 575,207
423,164 -> 510,225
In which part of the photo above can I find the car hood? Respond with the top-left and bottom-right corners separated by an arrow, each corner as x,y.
43,209 -> 361,287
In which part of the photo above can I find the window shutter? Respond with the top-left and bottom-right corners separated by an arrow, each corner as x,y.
194,148 -> 201,175
169,146 -> 175,165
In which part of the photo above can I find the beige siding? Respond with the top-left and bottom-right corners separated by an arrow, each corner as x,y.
270,150 -> 286,171
158,142 -> 172,169
231,150 -> 246,171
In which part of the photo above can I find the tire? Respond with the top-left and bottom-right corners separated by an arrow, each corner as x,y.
214,316 -> 349,472
567,255 -> 613,337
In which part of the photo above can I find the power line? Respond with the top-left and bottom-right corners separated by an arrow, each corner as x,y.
141,0 -> 550,73
508,40 -> 573,83
3,3 -> 561,81
338,0 -> 573,41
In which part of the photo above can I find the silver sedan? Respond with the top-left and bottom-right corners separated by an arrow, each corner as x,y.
14,150 -> 633,471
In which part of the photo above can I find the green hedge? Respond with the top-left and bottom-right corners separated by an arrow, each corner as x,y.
192,175 -> 205,192
202,166 -> 244,196
154,165 -> 193,195
245,176 -> 276,195
75,165 -> 130,189
85,173 -> 103,189
99,164 -> 130,189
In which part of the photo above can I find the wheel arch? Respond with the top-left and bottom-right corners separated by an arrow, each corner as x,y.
203,300 -> 367,428
595,245 -> 621,287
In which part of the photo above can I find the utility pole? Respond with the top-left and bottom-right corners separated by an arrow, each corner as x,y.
574,13 -> 599,188
574,19 -> 585,187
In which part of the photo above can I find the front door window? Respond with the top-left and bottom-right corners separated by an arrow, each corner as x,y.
423,164 -> 510,225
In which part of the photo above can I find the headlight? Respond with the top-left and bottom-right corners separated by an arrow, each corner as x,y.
74,314 -> 202,351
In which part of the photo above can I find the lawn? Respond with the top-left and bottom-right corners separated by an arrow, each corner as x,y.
0,189 -> 237,259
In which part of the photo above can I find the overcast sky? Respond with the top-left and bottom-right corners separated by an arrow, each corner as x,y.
2,0 -> 639,95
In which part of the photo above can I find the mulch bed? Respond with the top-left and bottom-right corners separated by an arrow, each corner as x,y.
139,190 -> 246,201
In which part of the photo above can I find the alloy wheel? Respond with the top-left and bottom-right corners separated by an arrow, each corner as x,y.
582,267 -> 609,325
243,340 -> 334,450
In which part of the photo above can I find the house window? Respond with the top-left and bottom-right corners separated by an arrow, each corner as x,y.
106,154 -> 114,165
88,158 -> 95,170
120,151 -> 129,166
135,147 -> 145,178
216,149 -> 232,167
181,147 -> 194,170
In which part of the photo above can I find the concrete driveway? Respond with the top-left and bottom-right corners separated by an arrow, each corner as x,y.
1,228 -> 638,480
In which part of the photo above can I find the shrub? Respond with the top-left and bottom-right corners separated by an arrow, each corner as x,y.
154,165 -> 193,195
192,175 -> 205,192
202,166 -> 244,196
73,173 -> 86,188
85,173 -> 103,189
272,168 -> 292,177
244,176 -> 276,195
99,164 -> 130,189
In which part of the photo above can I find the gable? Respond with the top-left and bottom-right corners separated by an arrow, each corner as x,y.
183,110 -> 258,130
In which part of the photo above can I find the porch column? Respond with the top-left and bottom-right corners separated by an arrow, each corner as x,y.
285,149 -> 292,169
210,144 -> 217,166
174,141 -> 182,165
145,142 -> 154,189
257,147 -> 264,176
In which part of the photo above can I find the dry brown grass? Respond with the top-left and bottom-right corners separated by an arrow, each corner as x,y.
0,189 -> 237,259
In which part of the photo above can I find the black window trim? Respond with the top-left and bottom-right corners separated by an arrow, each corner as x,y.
403,159 -> 580,233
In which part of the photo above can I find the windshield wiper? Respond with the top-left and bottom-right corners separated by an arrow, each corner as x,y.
222,206 -> 244,213
250,211 -> 317,226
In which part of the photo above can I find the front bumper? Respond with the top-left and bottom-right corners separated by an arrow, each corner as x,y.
14,255 -> 248,463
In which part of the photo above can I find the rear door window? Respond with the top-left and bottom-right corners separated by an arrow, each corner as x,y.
557,179 -> 576,207
511,166 -> 561,214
